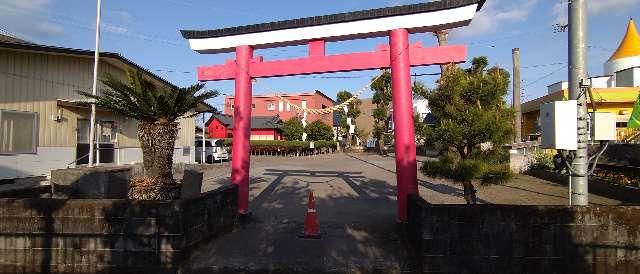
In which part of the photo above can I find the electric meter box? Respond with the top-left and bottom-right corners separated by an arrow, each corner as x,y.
590,112 -> 617,141
540,100 -> 578,150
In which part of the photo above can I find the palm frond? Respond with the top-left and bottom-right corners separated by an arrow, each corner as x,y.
78,70 -> 218,122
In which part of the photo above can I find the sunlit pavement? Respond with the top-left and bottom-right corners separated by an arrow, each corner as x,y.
184,153 -> 622,272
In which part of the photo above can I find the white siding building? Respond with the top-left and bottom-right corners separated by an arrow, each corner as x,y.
0,36 -> 198,180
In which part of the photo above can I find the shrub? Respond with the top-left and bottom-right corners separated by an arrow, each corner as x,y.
224,139 -> 337,155
452,159 -> 487,182
306,120 -> 334,141
481,164 -> 513,185
469,149 -> 510,164
529,151 -> 554,171
282,117 -> 304,141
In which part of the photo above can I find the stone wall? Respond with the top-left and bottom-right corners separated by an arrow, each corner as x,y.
407,195 -> 640,273
50,166 -> 131,199
0,184 -> 238,273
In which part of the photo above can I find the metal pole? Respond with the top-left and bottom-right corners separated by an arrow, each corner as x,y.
512,48 -> 522,143
569,0 -> 589,205
88,0 -> 102,167
390,28 -> 418,222
202,113 -> 206,164
96,123 -> 100,165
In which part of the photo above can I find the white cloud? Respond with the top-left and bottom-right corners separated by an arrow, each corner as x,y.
453,0 -> 539,38
102,22 -> 128,35
0,0 -> 64,40
553,0 -> 640,25
101,10 -> 133,35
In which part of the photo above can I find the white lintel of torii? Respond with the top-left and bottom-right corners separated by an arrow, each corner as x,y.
184,2 -> 481,53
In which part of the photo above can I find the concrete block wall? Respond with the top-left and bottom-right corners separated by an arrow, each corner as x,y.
407,195 -> 640,274
0,184 -> 238,273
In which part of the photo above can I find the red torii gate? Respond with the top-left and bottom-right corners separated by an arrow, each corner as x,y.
182,0 -> 485,221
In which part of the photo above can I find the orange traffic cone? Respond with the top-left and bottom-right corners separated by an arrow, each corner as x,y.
300,191 -> 320,239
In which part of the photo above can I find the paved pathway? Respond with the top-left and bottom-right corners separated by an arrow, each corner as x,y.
185,153 -> 622,272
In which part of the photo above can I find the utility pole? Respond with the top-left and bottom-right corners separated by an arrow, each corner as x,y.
512,48 -> 522,143
568,0 -> 589,205
434,30 -> 450,73
88,0 -> 102,167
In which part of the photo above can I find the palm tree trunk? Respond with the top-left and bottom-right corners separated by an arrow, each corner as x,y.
130,121 -> 179,200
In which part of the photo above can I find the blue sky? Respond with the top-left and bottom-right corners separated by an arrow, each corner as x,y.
1,0 -> 639,112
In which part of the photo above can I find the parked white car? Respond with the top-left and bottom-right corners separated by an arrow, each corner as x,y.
195,139 -> 229,163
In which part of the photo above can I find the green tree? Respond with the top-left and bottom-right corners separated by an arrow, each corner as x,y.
306,120 -> 334,141
336,90 -> 362,146
370,70 -> 428,154
80,70 -> 217,200
282,117 -> 304,141
421,57 -> 514,204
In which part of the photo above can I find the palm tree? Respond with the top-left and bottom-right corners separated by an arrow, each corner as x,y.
80,69 -> 218,200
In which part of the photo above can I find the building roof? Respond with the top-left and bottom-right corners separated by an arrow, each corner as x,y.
522,87 -> 640,113
206,114 -> 282,129
609,19 -> 640,61
181,0 -> 485,40
0,38 -> 177,90
605,19 -> 640,75
423,113 -> 439,126
0,33 -> 32,44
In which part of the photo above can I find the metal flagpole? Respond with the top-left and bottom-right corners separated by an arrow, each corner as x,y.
88,0 -> 102,167
202,113 -> 206,164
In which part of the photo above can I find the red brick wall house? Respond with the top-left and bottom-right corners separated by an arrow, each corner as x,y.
223,90 -> 335,127
206,114 -> 283,140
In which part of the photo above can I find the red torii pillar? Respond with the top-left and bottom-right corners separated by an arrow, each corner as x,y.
389,29 -> 418,221
201,31 -> 466,221
232,45 -> 253,214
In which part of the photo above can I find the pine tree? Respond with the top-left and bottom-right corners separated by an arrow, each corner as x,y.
422,57 -> 514,204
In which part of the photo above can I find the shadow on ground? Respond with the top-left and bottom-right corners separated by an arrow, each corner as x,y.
185,168 -> 416,273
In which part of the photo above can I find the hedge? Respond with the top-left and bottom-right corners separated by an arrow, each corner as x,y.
222,139 -> 338,156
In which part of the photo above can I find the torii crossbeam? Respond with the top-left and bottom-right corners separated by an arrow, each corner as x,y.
182,0 -> 485,221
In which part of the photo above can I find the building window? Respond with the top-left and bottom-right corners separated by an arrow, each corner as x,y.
322,104 -> 327,109
267,101 -> 276,111
252,104 -> 256,109
231,104 -> 234,109
279,101 -> 284,112
1,110 -> 38,154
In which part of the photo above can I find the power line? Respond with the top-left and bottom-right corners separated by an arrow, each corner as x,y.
523,65 -> 567,88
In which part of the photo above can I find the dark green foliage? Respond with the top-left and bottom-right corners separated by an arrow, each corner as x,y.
282,117 -> 304,141
224,140 -> 337,155
306,120 -> 334,141
469,148 -> 510,165
425,57 -> 514,160
420,57 -> 515,203
452,159 -> 486,183
80,69 -> 218,122
370,70 -> 427,153
481,164 -> 513,185
336,90 -> 362,137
